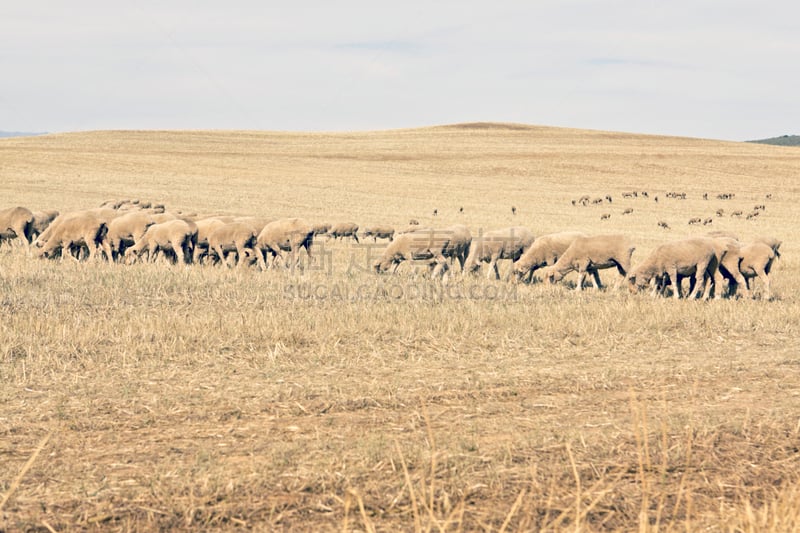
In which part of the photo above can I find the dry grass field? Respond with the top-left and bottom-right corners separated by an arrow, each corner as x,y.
1,123 -> 800,531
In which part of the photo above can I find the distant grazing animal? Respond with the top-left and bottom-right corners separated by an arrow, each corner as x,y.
511,206 -> 517,215
641,191 -> 648,198
433,209 -> 438,216
605,195 -> 613,203
717,193 -> 735,200
622,208 -> 633,215
255,218 -> 314,271
658,221 -> 670,230
512,231 -> 586,283
654,196 -> 659,203
408,219 -> 420,226
731,211 -> 743,218
745,211 -> 760,220
464,226 -> 534,280
208,222 -> 258,267
600,213 -> 611,220
0,206 -> 35,246
688,218 -> 702,225
716,209 -> 725,217
753,204 -> 765,211
127,219 -> 197,265
766,193 -> 773,200
702,218 -> 713,225
703,193 -> 708,200
327,222 -> 359,243
361,225 -> 395,242
628,237 -> 720,300
540,234 -> 634,291
459,207 -> 464,213
592,198 -> 603,205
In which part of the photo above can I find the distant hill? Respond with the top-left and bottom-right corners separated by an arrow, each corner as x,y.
0,131 -> 46,138
747,134 -> 800,147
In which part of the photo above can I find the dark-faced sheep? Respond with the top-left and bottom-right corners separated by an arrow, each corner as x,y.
540,234 -> 634,291
463,226 -> 534,280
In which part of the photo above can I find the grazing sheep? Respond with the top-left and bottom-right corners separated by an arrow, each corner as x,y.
127,219 -> 197,265
463,226 -> 534,280
105,210 -> 156,260
361,225 -> 395,242
192,217 -> 228,264
433,209 -> 438,216
310,222 -> 331,236
737,241 -> 777,299
372,229 -> 451,278
600,213 -> 611,220
716,209 -> 725,217
511,206 -> 517,215
746,211 -> 760,220
0,206 -> 35,246
731,210 -> 743,218
622,208 -> 633,215
255,218 -> 314,271
658,221 -> 670,230
440,224 -> 473,271
688,217 -> 702,225
628,237 -> 722,300
703,218 -> 713,225
327,222 -> 359,243
512,231 -> 586,283
36,210 -> 111,261
408,219 -> 420,226
28,210 -> 59,242
208,222 -> 258,267
540,234 -> 635,291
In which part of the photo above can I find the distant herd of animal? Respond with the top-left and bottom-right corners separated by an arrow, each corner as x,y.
571,190 -> 773,228
0,200 -> 782,300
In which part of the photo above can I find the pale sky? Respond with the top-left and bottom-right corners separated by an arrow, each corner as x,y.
2,1 -> 798,140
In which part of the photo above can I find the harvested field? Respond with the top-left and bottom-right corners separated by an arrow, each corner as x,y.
1,124 -> 800,531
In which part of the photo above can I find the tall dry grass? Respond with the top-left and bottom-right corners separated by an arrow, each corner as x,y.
1,124 -> 800,530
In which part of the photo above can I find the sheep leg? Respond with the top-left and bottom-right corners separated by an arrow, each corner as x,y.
488,254 -> 500,280
753,268 -> 770,299
590,268 -> 603,290
667,267 -> 681,299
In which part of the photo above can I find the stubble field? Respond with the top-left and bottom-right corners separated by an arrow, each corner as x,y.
1,123 -> 800,531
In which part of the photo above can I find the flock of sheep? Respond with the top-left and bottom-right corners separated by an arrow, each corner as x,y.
0,200 -> 781,300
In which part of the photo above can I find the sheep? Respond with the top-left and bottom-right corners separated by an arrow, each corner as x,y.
540,234 -> 634,291
234,216 -> 275,236
310,222 -> 331,236
104,210 -> 156,261
27,210 -> 59,242
327,222 -> 359,243
658,221 -> 670,230
192,217 -> 228,264
622,208 -> 633,215
737,241 -> 777,299
688,217 -> 702,225
627,238 -> 722,300
440,224 -> 473,271
361,225 -> 395,242
372,229 -> 451,278
36,210 -> 111,261
512,231 -> 586,283
0,206 -> 35,246
207,222 -> 258,268
126,219 -> 197,265
703,218 -> 713,225
255,218 -> 314,271
600,213 -> 611,220
463,226 -> 534,280
753,236 -> 781,257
